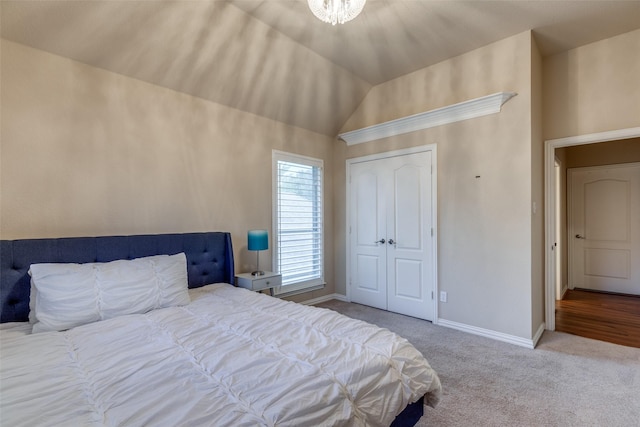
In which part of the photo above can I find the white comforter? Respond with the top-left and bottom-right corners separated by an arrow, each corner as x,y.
0,284 -> 441,426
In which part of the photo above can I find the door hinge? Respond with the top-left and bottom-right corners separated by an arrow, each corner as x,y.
431,291 -> 434,300
431,228 -> 433,236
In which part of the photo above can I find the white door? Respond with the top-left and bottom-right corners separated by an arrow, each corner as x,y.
569,163 -> 640,295
349,151 -> 435,320
349,157 -> 388,310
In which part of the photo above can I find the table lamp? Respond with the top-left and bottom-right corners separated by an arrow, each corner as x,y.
248,229 -> 268,276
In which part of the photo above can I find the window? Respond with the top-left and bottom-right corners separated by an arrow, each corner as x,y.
272,151 -> 324,296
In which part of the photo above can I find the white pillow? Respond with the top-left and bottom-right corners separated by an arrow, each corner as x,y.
28,253 -> 190,333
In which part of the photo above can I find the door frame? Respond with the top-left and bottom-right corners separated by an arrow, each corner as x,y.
346,144 -> 438,323
554,157 -> 564,300
544,127 -> 640,330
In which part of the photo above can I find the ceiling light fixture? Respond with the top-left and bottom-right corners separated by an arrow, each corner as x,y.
307,0 -> 366,25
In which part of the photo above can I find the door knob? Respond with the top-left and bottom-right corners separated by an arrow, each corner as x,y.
388,239 -> 395,245
375,239 -> 385,244
575,234 -> 585,239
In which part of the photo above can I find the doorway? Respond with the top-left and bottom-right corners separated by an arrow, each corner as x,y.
346,145 -> 437,321
544,127 -> 640,331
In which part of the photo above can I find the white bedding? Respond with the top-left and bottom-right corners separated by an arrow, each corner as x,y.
0,284 -> 441,426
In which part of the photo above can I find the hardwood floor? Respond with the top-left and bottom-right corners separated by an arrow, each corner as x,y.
555,289 -> 640,348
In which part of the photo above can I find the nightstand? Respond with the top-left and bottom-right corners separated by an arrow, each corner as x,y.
235,271 -> 282,295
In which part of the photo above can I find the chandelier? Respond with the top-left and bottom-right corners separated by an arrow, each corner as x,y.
307,0 -> 366,25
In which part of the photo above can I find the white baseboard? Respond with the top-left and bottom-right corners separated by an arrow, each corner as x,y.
301,293 -> 348,306
437,318 -> 540,349
303,297 -> 545,348
532,322 -> 546,347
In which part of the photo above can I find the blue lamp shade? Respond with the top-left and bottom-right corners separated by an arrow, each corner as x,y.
248,230 -> 268,251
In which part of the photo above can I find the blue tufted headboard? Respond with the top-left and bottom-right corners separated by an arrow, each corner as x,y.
0,232 -> 235,323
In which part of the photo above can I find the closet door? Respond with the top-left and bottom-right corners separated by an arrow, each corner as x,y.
386,151 -> 434,320
349,157 -> 388,310
349,151 -> 434,320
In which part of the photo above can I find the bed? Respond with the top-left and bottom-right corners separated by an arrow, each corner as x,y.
0,232 -> 441,426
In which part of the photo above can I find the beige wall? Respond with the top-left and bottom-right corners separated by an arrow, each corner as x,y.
337,32 -> 537,340
543,29 -> 640,140
0,40 -> 335,301
562,138 -> 640,168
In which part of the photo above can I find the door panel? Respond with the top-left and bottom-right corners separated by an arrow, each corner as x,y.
394,259 -> 423,299
394,165 -> 422,250
569,163 -> 640,295
584,248 -> 629,279
356,172 -> 379,244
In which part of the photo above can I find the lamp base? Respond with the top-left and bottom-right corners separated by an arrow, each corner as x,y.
251,270 -> 265,276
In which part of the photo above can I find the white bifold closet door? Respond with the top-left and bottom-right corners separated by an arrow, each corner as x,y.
349,151 -> 435,321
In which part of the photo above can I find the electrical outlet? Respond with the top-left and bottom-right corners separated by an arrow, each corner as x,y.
439,291 -> 447,302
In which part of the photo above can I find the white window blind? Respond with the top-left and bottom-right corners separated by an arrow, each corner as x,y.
272,151 -> 324,295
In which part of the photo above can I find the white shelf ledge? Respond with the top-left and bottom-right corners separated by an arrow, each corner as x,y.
338,91 -> 517,145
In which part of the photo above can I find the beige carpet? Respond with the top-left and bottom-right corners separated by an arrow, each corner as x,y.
316,300 -> 640,427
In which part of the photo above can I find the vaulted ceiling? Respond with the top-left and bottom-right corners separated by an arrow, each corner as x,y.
2,1 -> 639,136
